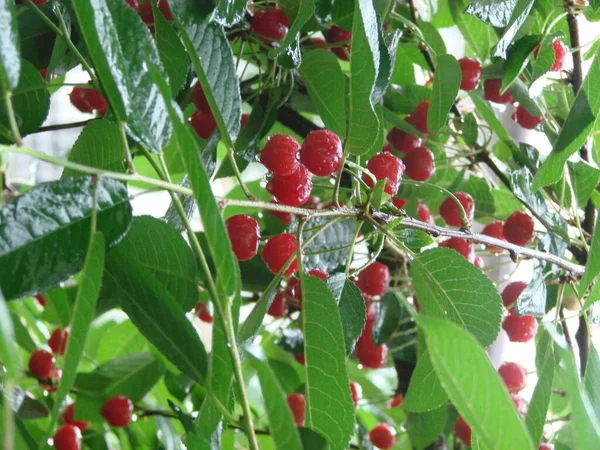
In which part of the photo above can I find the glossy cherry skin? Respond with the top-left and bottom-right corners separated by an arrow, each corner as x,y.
189,109 -> 217,140
482,220 -> 507,253
368,423 -> 396,449
550,40 -> 567,71
61,403 -> 89,431
503,211 -> 535,246
35,294 -> 47,307
388,394 -> 403,408
502,309 -> 538,343
268,199 -> 295,225
501,281 -> 527,308
355,320 -> 388,369
194,302 -> 213,323
29,349 -> 55,379
327,25 -> 352,61
267,164 -> 313,207
458,57 -> 482,91
261,233 -> 298,277
350,382 -> 362,409
387,127 -> 423,154
484,79 -> 515,104
439,192 -> 475,227
101,395 -> 133,427
267,292 -> 288,317
363,152 -> 405,196
403,146 -> 435,181
294,353 -> 305,365
439,238 -> 475,264
287,393 -> 306,427
453,416 -> 471,446
191,83 -> 210,112
512,105 -> 543,129
251,7 -> 289,43
406,101 -> 430,134
498,361 -> 527,392
418,204 -> 435,224
259,134 -> 301,176
355,262 -> 390,297
53,424 -> 82,450
69,87 -> 108,115
299,129 -> 343,176
392,198 -> 407,209
226,214 -> 261,261
48,328 -> 69,356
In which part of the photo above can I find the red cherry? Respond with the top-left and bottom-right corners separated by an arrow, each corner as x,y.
392,197 -> 407,209
511,392 -> 527,415
189,109 -> 217,139
355,321 -> 388,369
502,309 -> 538,343
458,57 -> 482,91
194,302 -> 213,323
327,25 -> 351,61
439,238 -> 475,264
439,192 -> 474,227
267,164 -> 313,207
158,0 -> 172,21
302,195 -> 321,209
413,295 -> 420,311
251,7 -> 289,43
550,40 -> 567,71
31,0 -> 48,5
226,214 -> 261,261
503,211 -> 534,246
363,152 -> 405,196
126,0 -> 139,11
35,294 -> 47,307
355,262 -> 390,297
300,129 -> 343,176
403,146 -> 435,181
417,203 -> 435,224
482,220 -> 507,253
498,361 -> 527,392
501,281 -> 527,308
53,424 -> 81,450
368,423 -> 396,449
483,79 -> 515,104
406,101 -> 430,134
287,393 -> 306,427
261,233 -> 298,277
294,353 -> 305,365
453,416 -> 471,446
240,113 -> 250,130
260,134 -> 301,176
48,328 -> 70,356
388,394 -> 403,408
386,127 -> 423,154
474,255 -> 484,268
40,367 -> 62,392
364,295 -> 378,321
69,87 -> 108,115
101,395 -> 133,427
349,382 -> 362,409
311,37 -> 328,47
268,199 -> 295,225
267,292 -> 288,317
191,83 -> 210,112
512,105 -> 543,129
539,444 -> 554,450
61,404 -> 89,431
29,349 -> 55,379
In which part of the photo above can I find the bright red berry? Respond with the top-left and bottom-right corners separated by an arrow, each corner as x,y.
403,146 -> 435,181
498,361 -> 527,392
369,423 -> 396,449
392,198 -> 407,209
311,37 -> 328,47
418,203 -> 435,224
191,83 -> 210,112
550,40 -> 567,71
356,262 -> 390,297
539,444 -> 554,450
482,220 -> 507,253
259,134 -> 301,175
299,129 -> 343,176
48,328 -> 69,356
406,101 -> 430,134
61,404 -> 89,431
226,214 -> 260,261
100,395 -> 133,427
267,292 -> 288,317
502,309 -> 538,343
439,192 -> 474,227
35,294 -> 46,307
261,233 -> 298,277
453,416 -> 471,446
501,281 -> 527,308
240,113 -> 250,130
327,25 -> 351,61
29,349 -> 55,379
194,302 -> 213,323
69,87 -> 108,116
251,7 -> 289,43
126,0 -> 139,11
458,57 -> 482,91
387,127 -> 423,154
158,0 -> 172,20
355,321 -> 388,369
287,393 -> 306,427
189,109 -> 217,139
350,382 -> 362,409
53,424 -> 81,450
294,353 -> 305,365
484,79 -> 515,104
413,295 -> 420,311
511,392 -> 527,415
474,255 -> 484,268
512,105 -> 543,129
388,394 -> 403,408
439,238 -> 475,264
267,164 -> 313,206
503,211 -> 534,246
363,152 -> 405,196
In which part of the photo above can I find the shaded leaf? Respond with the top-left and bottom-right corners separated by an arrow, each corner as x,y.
372,292 -> 403,346
406,407 -> 447,450
501,35 -> 540,92
403,350 -> 448,412
337,278 -> 366,355
427,54 -> 461,134
569,160 -> 600,209
154,4 -> 189,95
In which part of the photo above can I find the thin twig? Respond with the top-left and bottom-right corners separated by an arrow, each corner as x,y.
32,120 -> 92,134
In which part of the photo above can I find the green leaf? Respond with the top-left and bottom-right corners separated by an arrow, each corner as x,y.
470,92 -> 520,153
62,120 -> 125,177
0,59 -> 49,142
403,350 -> 448,412
509,78 -> 543,116
410,248 -> 503,347
525,329 -> 554,446
465,0 -> 520,27
45,233 -> 105,439
299,428 -> 330,450
580,218 -> 600,295
271,0 -> 314,68
395,229 -> 435,252
0,289 -> 19,383
0,0 -> 20,92
418,316 -> 535,450
154,3 -> 189,96
492,0 -> 536,59
406,407 -> 447,450
0,176 -> 132,301
383,84 -> 430,115
247,347 -> 303,450
427,54 -> 461,134
40,287 -> 72,328
96,320 -> 148,364
584,344 -> 600,421
278,328 -> 305,354
8,385 -> 49,420
104,216 -> 198,311
501,35 -> 540,92
420,22 -> 446,57
299,50 -> 347,137
450,0 -> 494,61
213,0 -> 246,26
104,247 -> 208,384
346,0 -> 382,155
302,274 -> 355,450
459,176 -> 495,219
171,0 -> 242,147
70,0 -> 172,153
531,31 -> 565,83
569,160 -> 600,208
9,311 -> 36,353
337,278 -> 366,355
534,54 -> 600,190
372,292 -> 402,346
